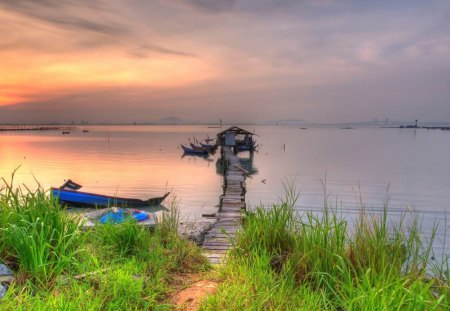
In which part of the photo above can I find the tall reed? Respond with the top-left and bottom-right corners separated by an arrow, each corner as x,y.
0,175 -> 210,309
90,218 -> 150,258
202,190 -> 449,310
0,177 -> 84,286
155,199 -> 210,272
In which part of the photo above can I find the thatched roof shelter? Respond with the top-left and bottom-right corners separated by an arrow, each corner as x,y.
216,126 -> 256,152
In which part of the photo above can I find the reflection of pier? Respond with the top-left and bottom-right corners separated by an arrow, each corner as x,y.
215,152 -> 258,176
202,126 -> 256,264
0,125 -> 78,132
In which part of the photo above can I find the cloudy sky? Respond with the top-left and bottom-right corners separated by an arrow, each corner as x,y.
0,0 -> 449,124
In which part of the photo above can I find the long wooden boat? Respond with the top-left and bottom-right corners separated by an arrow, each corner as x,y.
200,142 -> 217,151
181,144 -> 208,155
189,143 -> 207,152
52,183 -> 170,208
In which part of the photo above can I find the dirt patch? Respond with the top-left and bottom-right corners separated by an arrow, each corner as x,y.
172,279 -> 220,311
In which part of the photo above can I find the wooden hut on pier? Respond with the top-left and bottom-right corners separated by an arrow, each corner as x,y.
216,126 -> 256,153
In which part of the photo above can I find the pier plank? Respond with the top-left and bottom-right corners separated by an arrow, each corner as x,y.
202,145 -> 248,264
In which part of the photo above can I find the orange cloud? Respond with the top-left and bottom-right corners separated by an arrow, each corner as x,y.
0,49 -> 217,106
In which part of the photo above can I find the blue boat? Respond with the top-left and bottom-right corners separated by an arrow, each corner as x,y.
181,144 -> 208,155
52,180 -> 170,208
200,142 -> 217,151
190,143 -> 208,152
98,209 -> 149,224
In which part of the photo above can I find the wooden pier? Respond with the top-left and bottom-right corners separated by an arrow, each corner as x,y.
0,125 -> 78,132
202,146 -> 247,264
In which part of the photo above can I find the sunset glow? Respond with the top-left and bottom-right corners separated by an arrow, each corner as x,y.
1,0 -> 449,123
0,49 -> 217,106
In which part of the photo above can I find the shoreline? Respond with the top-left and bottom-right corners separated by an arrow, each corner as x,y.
0,188 -> 448,309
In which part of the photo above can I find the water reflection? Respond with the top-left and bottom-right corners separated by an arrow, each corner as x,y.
181,153 -> 212,161
215,152 -> 258,176
1,125 -> 449,258
0,125 -> 223,218
238,152 -> 259,176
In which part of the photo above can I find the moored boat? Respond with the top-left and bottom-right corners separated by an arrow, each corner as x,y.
98,208 -> 150,224
181,144 -> 208,155
51,180 -> 170,208
200,142 -> 217,151
189,143 -> 207,152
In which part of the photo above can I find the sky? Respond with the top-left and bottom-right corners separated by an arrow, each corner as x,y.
0,0 -> 449,124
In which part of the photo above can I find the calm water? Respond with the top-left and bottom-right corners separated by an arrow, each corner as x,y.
1,125 -> 449,257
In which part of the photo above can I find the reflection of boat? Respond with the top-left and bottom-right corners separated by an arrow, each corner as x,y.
181,144 -> 208,155
340,127 -> 354,130
181,153 -> 211,160
52,180 -> 170,208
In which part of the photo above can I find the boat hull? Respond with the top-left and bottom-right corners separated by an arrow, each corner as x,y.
52,188 -> 169,208
181,144 -> 208,155
200,143 -> 217,151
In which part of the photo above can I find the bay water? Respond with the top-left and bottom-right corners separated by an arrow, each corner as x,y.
1,125 -> 449,259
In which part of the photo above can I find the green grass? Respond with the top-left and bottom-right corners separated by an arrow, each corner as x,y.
1,175 -> 448,310
90,219 -> 150,257
0,176 -> 210,310
200,193 -> 450,310
0,177 -> 84,286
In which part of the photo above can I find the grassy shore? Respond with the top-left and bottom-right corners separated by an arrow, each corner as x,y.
0,179 -> 449,310
200,194 -> 450,310
0,178 -> 210,310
